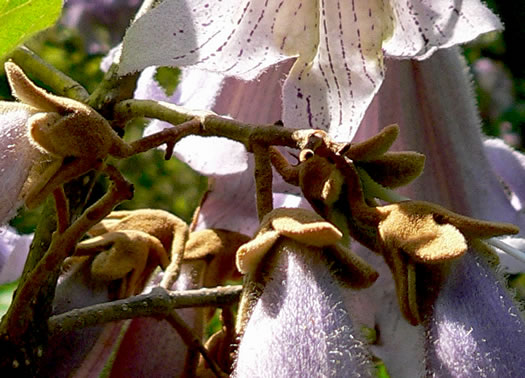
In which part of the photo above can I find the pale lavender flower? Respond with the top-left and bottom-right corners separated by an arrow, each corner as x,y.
424,251 -> 525,377
354,47 -> 525,376
0,227 -> 32,284
119,0 -> 502,141
235,242 -> 373,377
0,103 -> 39,225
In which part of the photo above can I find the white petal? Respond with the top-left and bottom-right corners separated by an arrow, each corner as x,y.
138,68 -> 248,175
484,138 -> 525,210
383,0 -> 502,59
0,103 -> 39,224
136,66 -> 225,110
174,136 -> 248,175
283,1 -> 389,141
119,0 -> 299,77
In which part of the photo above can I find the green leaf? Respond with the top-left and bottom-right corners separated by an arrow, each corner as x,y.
0,0 -> 63,60
0,280 -> 18,317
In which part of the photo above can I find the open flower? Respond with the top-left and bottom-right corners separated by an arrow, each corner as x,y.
352,48 -> 525,376
120,0 -> 501,141
235,208 -> 377,376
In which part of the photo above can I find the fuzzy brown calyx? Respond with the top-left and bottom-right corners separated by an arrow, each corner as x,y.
74,230 -> 169,298
5,62 -> 126,160
4,62 -> 135,209
343,124 -> 399,161
377,200 -> 519,263
236,208 -> 378,289
184,229 -> 251,287
88,209 -> 189,288
375,200 -> 519,325
356,151 -> 426,189
88,209 -> 188,252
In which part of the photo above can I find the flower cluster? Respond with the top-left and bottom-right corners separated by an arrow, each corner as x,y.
1,1 -> 525,377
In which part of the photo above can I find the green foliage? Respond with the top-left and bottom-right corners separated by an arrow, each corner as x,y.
155,66 -> 180,97
0,280 -> 18,317
0,0 -> 63,60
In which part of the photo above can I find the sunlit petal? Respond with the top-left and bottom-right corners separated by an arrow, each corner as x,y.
235,241 -> 373,376
384,0 -> 502,59
0,103 -> 39,224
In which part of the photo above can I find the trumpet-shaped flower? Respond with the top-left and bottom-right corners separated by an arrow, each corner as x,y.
120,0 -> 501,141
0,102 -> 40,224
353,48 -> 525,376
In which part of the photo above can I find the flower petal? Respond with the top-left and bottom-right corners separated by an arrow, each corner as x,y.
119,0 -> 297,77
0,102 -> 39,224
423,251 -> 525,376
41,258 -> 118,376
0,226 -> 32,284
484,138 -> 525,211
283,1 -> 390,141
235,240 -> 374,376
384,0 -> 502,59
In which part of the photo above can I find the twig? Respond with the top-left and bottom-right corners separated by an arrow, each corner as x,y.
47,285 -> 243,335
113,99 -> 312,150
127,118 -> 202,158
166,311 -> 227,378
0,165 -> 133,340
253,143 -> 273,221
10,47 -> 90,102
52,187 -> 69,233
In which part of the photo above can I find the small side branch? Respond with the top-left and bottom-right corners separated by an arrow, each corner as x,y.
127,118 -> 202,159
47,285 -> 243,335
113,99 -> 301,150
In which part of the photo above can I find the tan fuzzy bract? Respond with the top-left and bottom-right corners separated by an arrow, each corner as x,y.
75,230 -> 169,298
88,209 -> 188,254
378,205 -> 467,263
344,124 -> 399,161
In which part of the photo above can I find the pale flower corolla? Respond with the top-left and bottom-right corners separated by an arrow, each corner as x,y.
0,226 -> 32,284
120,0 -> 501,141
353,48 -> 525,376
0,102 -> 39,225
